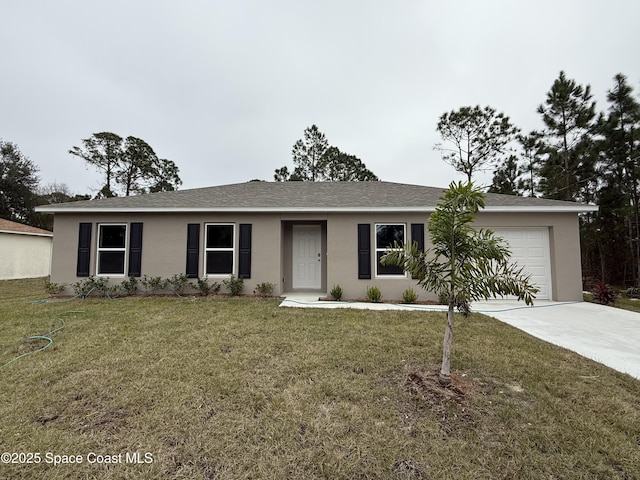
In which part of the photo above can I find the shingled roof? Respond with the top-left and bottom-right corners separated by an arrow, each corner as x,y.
0,218 -> 52,236
35,181 -> 597,213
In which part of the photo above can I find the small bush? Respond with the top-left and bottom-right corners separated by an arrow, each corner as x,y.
330,284 -> 343,301
72,276 -> 109,299
402,287 -> 418,304
437,291 -> 450,305
193,278 -> 221,296
455,296 -> 471,316
223,275 -> 244,296
625,287 -> 640,299
120,276 -> 139,296
167,274 -> 190,296
254,282 -> 274,297
141,275 -> 167,294
366,285 -> 382,303
44,277 -> 65,295
592,281 -> 616,305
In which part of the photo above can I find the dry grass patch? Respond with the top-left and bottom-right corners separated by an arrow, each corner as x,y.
0,278 -> 639,479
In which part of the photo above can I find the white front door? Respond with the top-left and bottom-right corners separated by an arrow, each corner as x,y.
292,225 -> 322,289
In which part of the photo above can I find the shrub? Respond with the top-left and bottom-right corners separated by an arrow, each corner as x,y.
592,281 -> 616,305
72,276 -> 109,299
402,287 -> 418,304
437,291 -> 450,305
437,291 -> 470,315
254,282 -> 274,297
330,284 -> 343,301
223,275 -> 244,296
141,275 -> 167,294
366,285 -> 382,303
625,287 -> 640,299
167,274 -> 190,296
119,276 -> 139,296
193,278 -> 221,296
44,277 -> 65,295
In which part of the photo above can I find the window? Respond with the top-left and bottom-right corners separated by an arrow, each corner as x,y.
375,224 -> 406,276
97,224 -> 127,275
205,224 -> 235,275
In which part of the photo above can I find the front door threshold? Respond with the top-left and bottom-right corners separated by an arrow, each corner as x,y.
282,292 -> 327,302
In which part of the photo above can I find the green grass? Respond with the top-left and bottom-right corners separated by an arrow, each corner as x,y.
1,278 -> 639,479
584,291 -> 640,313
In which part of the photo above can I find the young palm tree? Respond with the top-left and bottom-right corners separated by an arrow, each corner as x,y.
381,182 -> 538,385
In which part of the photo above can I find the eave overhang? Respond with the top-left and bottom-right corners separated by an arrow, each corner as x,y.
35,205 -> 599,214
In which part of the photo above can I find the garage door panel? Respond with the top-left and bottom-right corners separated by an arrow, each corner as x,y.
527,247 -> 545,258
526,230 -> 544,241
527,265 -> 546,275
506,230 -> 525,240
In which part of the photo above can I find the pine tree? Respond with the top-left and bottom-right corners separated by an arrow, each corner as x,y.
536,71 -> 597,202
596,73 -> 640,285
70,132 -> 181,197
274,125 -> 378,182
290,125 -> 329,182
488,155 -> 522,195
435,105 -> 520,182
517,132 -> 544,197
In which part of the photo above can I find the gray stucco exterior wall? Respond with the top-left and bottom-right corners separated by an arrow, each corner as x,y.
50,209 -> 584,302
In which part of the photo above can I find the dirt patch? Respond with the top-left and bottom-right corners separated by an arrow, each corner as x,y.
70,393 -> 131,435
399,368 -> 481,438
406,371 -> 468,403
34,392 -> 131,435
394,459 -> 426,479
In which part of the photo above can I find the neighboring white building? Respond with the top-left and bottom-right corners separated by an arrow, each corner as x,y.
0,218 -> 53,280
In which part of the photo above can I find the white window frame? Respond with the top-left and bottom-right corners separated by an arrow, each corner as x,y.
96,223 -> 128,276
204,223 -> 236,277
374,223 -> 407,278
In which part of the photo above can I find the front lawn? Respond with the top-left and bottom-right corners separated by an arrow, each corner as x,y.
1,278 -> 639,479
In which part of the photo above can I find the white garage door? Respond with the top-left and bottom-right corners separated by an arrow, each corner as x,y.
488,227 -> 552,300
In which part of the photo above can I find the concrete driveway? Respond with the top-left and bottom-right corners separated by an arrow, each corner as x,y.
281,295 -> 640,380
472,300 -> 640,380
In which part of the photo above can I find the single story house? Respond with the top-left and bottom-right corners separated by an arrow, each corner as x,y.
36,181 -> 597,301
0,218 -> 53,280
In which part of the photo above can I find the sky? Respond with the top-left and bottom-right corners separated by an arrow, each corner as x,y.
2,0 -> 640,196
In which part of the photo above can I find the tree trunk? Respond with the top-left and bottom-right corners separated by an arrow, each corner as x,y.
439,304 -> 455,386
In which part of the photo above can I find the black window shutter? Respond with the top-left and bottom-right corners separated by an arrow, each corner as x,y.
411,224 -> 425,252
238,224 -> 252,279
357,224 -> 371,279
128,222 -> 143,277
410,223 -> 425,280
76,222 -> 92,277
186,224 -> 200,278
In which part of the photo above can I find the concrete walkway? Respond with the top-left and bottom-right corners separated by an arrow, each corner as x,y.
280,295 -> 640,380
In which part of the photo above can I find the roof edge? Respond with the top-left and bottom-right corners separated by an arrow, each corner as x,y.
0,229 -> 53,237
35,205 -> 599,214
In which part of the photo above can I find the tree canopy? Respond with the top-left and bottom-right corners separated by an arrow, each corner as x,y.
275,125 -> 378,182
536,71 -> 598,202
435,106 -> 520,183
70,132 -> 182,197
0,140 -> 40,225
455,70 -> 640,287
